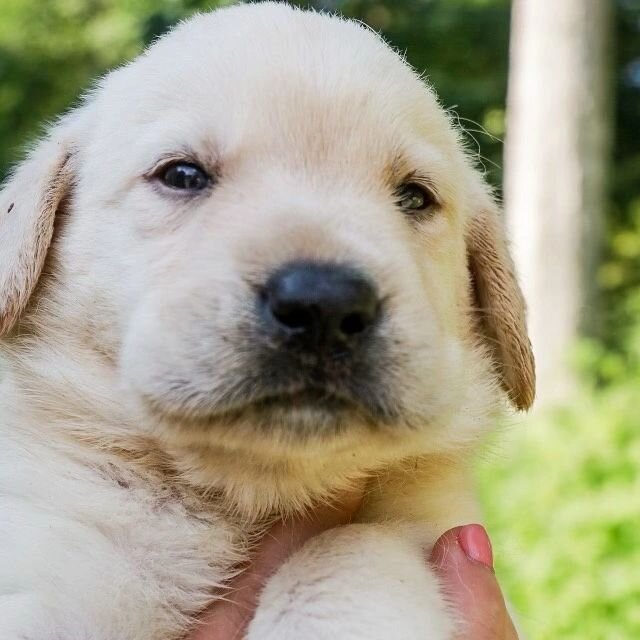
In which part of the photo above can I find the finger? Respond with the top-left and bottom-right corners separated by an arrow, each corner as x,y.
188,487 -> 363,640
430,525 -> 519,640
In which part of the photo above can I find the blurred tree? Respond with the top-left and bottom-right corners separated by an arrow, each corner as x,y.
601,1 -> 640,361
505,0 -> 614,404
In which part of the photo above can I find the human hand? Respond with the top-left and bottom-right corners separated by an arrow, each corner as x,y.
187,513 -> 517,640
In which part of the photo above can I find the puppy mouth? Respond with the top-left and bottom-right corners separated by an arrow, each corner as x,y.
145,380 -> 397,432
142,322 -> 400,432
244,387 -> 354,413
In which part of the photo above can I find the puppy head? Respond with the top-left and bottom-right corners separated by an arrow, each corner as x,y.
0,3 -> 533,505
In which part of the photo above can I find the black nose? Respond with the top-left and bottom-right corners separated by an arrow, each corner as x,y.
262,262 -> 380,350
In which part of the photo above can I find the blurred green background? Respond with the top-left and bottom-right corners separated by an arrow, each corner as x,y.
1,1 -> 638,638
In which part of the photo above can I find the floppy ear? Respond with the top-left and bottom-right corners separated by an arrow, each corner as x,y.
0,123 -> 76,336
466,202 -> 535,411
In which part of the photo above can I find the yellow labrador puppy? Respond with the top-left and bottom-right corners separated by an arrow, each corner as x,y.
0,3 -> 534,639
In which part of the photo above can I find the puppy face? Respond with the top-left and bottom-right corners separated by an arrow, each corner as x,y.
0,4 -> 533,501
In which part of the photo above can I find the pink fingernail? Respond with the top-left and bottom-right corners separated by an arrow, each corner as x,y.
458,524 -> 493,569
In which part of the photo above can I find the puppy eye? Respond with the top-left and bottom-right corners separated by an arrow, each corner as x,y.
160,162 -> 211,191
396,183 -> 436,212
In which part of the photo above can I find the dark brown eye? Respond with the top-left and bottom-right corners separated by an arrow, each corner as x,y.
396,183 -> 436,212
160,162 -> 210,191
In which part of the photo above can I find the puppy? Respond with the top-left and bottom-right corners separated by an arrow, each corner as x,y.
0,3 -> 534,639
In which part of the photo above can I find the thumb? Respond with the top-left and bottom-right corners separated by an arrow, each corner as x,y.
430,525 -> 518,640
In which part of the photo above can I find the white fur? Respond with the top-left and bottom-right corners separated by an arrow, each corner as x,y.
0,4 -> 531,639
247,526 -> 455,640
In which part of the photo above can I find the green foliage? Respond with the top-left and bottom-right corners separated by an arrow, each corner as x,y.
479,330 -> 640,639
599,3 -> 640,352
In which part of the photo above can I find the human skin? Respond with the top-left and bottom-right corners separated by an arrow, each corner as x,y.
187,492 -> 517,640
430,526 -> 519,640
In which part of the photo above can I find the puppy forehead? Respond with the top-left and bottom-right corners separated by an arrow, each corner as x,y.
92,5 -> 456,176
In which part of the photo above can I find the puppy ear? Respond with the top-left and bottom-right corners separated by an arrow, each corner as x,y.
466,200 -> 535,411
0,120 -> 77,336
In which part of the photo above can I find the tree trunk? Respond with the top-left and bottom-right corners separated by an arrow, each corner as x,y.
504,0 -> 613,406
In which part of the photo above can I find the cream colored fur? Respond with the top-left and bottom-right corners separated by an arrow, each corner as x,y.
0,4 -> 533,639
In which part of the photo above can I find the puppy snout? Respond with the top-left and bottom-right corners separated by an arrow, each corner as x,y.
261,262 -> 380,351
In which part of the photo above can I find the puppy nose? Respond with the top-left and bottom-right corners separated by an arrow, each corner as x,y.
262,262 -> 380,348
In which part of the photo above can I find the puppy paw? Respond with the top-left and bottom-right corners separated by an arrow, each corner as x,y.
246,525 -> 455,640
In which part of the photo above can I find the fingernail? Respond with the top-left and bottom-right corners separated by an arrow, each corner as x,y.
458,524 -> 493,569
